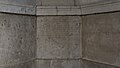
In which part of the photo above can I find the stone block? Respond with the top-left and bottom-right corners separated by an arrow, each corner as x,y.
57,8 -> 81,15
76,0 -> 116,5
0,13 -> 36,67
37,16 -> 82,59
3,60 -> 36,68
40,0 -> 74,6
82,12 -> 120,67
36,60 -> 81,68
82,12 -> 120,33
0,0 -> 35,6
81,2 -> 120,15
37,7 -> 57,15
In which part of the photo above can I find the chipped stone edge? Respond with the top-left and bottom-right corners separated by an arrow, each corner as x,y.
36,1 -> 120,15
0,3 -> 36,15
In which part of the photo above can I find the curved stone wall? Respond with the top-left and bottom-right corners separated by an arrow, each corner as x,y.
0,13 -> 36,68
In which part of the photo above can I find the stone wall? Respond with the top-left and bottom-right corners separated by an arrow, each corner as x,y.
36,12 -> 120,68
0,13 -> 36,68
36,16 -> 81,68
0,0 -> 120,68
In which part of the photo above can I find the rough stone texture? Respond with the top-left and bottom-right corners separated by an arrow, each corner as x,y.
2,60 -> 36,68
81,60 -> 120,68
0,13 -> 36,67
36,60 -> 81,68
76,0 -> 112,5
0,0 -> 36,6
37,16 -> 82,59
0,0 -> 36,15
37,0 -> 74,6
36,59 -> 120,68
82,12 -> 120,67
36,0 -> 120,15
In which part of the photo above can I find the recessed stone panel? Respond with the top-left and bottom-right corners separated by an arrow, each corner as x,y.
82,12 -> 120,66
37,16 -> 82,59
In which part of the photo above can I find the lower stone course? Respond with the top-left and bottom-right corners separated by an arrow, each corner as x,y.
35,59 -> 120,68
36,59 -> 81,68
81,59 -> 120,68
2,60 -> 36,68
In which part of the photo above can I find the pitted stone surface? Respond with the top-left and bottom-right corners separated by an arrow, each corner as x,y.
82,12 -> 120,67
0,13 -> 36,67
36,60 -> 81,68
37,16 -> 82,59
2,60 -> 36,68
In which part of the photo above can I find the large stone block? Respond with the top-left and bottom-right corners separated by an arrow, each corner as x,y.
0,13 -> 36,67
82,12 -> 120,66
37,16 -> 82,59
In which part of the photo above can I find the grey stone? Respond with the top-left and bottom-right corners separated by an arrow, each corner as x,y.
37,0 -> 74,6
76,0 -> 117,5
81,1 -> 120,15
0,0 -> 36,6
0,0 -> 36,15
0,4 -> 36,15
81,60 -> 120,68
37,16 -> 82,59
0,13 -> 36,67
82,12 -> 120,66
36,60 -> 51,68
3,60 -> 36,68
36,60 -> 81,68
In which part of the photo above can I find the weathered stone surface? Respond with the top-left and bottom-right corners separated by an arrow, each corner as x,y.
36,59 -> 120,68
0,13 -> 36,67
37,16 -> 82,59
76,0 -> 116,5
36,60 -> 50,68
81,60 -> 120,68
37,0 -> 74,6
82,12 -> 120,66
0,0 -> 36,15
2,60 -> 36,68
0,0 -> 35,6
36,60 -> 81,68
